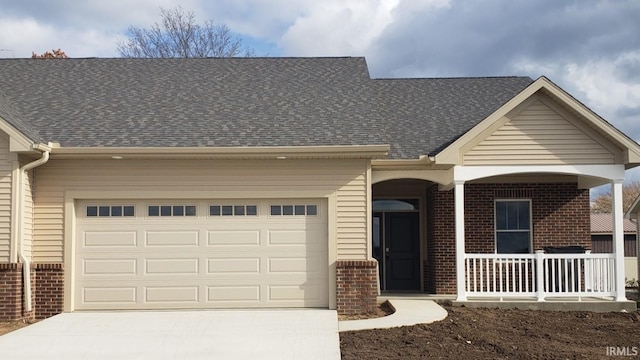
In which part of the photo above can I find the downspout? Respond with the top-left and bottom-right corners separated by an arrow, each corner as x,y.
17,148 -> 50,312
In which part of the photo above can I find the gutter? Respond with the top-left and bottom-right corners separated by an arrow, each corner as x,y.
17,147 -> 50,312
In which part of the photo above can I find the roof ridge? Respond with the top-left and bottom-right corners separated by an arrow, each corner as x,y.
373,76 -> 532,81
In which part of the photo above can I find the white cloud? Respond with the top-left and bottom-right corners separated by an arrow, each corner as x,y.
278,0 -> 402,56
0,17 -> 121,58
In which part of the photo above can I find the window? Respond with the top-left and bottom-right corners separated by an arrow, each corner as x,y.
270,204 -> 318,216
495,200 -> 531,253
209,205 -> 258,216
86,205 -> 135,217
148,205 -> 196,217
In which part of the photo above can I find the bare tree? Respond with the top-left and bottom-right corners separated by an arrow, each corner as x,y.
591,180 -> 640,214
117,6 -> 254,58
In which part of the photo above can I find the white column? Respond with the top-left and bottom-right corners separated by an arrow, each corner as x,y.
455,180 -> 467,301
612,180 -> 627,301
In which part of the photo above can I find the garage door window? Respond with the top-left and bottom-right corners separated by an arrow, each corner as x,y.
209,205 -> 258,216
270,204 -> 317,216
86,205 -> 135,217
148,205 -> 196,217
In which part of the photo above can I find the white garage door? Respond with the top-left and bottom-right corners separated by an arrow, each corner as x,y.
75,199 -> 328,310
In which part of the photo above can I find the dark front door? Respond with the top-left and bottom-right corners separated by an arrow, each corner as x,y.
373,211 -> 420,291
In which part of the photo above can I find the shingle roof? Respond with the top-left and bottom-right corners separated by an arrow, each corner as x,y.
591,213 -> 636,234
0,57 -> 533,158
374,77 -> 533,158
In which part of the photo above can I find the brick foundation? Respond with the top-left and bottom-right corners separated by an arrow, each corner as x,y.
33,263 -> 64,320
426,183 -> 590,295
336,260 -> 378,315
0,263 -> 64,321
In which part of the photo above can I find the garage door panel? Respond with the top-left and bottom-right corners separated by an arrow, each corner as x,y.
145,231 -> 199,246
207,258 -> 260,274
76,199 -> 328,310
145,258 -> 199,274
84,231 -> 137,247
83,258 -> 137,275
207,286 -> 260,302
268,257 -> 321,273
207,230 -> 260,246
83,287 -> 137,304
269,285 -> 322,302
144,286 -> 199,303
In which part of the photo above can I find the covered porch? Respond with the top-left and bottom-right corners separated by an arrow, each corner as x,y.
371,164 -> 633,309
453,165 -> 628,304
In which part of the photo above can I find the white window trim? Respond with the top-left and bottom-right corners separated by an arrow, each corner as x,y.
494,198 -> 533,254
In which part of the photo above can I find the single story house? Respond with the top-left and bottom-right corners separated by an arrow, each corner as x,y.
591,213 -> 637,282
0,57 -> 638,320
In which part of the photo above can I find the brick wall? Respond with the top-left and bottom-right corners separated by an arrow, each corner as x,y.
33,263 -> 64,320
425,185 -> 455,293
0,263 -> 35,321
336,260 -> 378,315
0,263 -> 64,321
426,183 -> 590,295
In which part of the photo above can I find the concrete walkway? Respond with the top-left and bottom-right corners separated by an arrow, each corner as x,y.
339,299 -> 448,332
0,309 -> 340,360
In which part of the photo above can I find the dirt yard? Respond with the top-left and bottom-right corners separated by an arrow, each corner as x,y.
0,320 -> 34,336
341,300 -> 640,360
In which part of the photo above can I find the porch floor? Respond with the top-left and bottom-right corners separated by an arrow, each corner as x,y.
379,293 -> 637,312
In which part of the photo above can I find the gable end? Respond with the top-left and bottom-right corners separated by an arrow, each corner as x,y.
462,93 -> 620,165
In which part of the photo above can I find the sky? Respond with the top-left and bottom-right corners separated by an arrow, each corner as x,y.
1,0 -> 639,186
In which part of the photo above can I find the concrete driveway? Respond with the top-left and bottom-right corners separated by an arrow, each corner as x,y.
0,309 -> 340,360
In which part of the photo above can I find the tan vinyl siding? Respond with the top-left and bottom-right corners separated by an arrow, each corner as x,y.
23,170 -> 33,260
32,159 -> 369,262
463,99 -> 617,165
0,133 -> 12,262
336,175 -> 368,258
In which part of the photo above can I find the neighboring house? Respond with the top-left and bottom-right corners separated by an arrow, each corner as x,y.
591,213 -> 637,281
0,57 -> 638,321
625,196 -> 640,286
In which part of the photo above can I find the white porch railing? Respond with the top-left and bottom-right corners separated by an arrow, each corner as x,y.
464,252 -> 616,300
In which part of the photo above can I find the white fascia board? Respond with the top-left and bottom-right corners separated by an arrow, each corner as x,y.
50,144 -> 391,160
453,164 -> 626,183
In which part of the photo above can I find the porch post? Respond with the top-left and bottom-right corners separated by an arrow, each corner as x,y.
455,180 -> 466,301
611,179 -> 627,301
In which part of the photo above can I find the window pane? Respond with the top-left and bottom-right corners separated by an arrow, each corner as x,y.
306,205 -> 317,216
161,206 -> 172,216
148,206 -> 159,217
234,206 -> 245,216
221,206 -> 233,216
173,206 -> 184,216
99,206 -> 110,217
294,205 -> 305,215
123,206 -> 135,217
210,206 -> 221,216
111,206 -> 122,217
517,201 -> 530,229
283,205 -> 293,215
495,202 -> 507,230
246,206 -> 257,216
185,206 -> 196,216
271,206 -> 281,216
506,202 -> 518,230
497,232 -> 530,253
86,206 -> 98,217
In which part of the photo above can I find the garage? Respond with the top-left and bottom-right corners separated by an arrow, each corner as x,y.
74,199 -> 328,310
